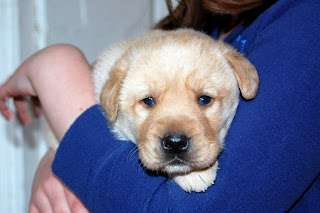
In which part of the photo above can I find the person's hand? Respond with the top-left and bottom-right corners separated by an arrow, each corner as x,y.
0,55 -> 42,125
29,149 -> 89,213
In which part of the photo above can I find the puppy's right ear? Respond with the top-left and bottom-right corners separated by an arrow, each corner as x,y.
100,66 -> 127,124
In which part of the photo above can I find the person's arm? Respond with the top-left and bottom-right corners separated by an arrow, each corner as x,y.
0,44 -> 95,212
0,44 -> 96,140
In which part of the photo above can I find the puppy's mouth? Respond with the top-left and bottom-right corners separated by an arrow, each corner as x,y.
168,157 -> 186,165
161,156 -> 193,174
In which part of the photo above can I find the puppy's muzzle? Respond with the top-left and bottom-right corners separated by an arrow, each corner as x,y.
161,133 -> 190,154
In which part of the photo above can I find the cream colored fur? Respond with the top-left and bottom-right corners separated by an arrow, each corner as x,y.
93,29 -> 259,192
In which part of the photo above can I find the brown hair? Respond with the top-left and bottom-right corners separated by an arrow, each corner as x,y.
155,0 -> 277,34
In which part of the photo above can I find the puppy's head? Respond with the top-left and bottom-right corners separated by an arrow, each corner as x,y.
99,30 -> 259,175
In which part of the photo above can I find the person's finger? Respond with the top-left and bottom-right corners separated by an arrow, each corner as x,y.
14,97 -> 32,125
65,187 -> 89,213
31,97 -> 42,118
0,84 -> 15,120
44,177 -> 72,213
29,190 -> 53,213
29,203 -> 40,213
69,200 -> 90,213
0,98 -> 15,121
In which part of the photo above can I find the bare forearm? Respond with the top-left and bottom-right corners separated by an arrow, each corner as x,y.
27,45 -> 96,140
0,44 -> 96,140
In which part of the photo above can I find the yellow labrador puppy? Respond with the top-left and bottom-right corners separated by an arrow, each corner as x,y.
93,29 -> 259,192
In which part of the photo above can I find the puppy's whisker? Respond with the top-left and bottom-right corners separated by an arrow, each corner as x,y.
214,143 -> 224,150
127,146 -> 139,158
139,162 -> 147,172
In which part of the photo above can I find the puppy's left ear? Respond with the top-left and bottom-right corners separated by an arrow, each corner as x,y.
100,66 -> 127,124
225,51 -> 259,100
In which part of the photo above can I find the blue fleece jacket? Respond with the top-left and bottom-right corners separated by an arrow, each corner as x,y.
52,0 -> 320,212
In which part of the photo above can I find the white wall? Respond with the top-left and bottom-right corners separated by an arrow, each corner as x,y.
0,0 -> 168,212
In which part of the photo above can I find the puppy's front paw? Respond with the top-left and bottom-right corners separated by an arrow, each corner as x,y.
173,161 -> 219,193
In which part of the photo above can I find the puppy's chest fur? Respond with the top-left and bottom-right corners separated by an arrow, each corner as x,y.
92,29 -> 259,192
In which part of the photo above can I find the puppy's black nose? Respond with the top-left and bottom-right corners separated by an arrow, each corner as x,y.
161,133 -> 189,154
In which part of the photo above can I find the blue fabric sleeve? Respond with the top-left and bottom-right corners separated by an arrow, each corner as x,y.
52,0 -> 320,212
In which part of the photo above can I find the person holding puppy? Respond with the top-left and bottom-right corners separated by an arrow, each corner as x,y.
0,0 -> 319,212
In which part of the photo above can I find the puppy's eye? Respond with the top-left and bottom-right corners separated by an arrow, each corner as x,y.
142,97 -> 155,106
198,95 -> 212,105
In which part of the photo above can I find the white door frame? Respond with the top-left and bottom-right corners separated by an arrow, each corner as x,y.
0,0 -> 25,212
0,0 -> 47,212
